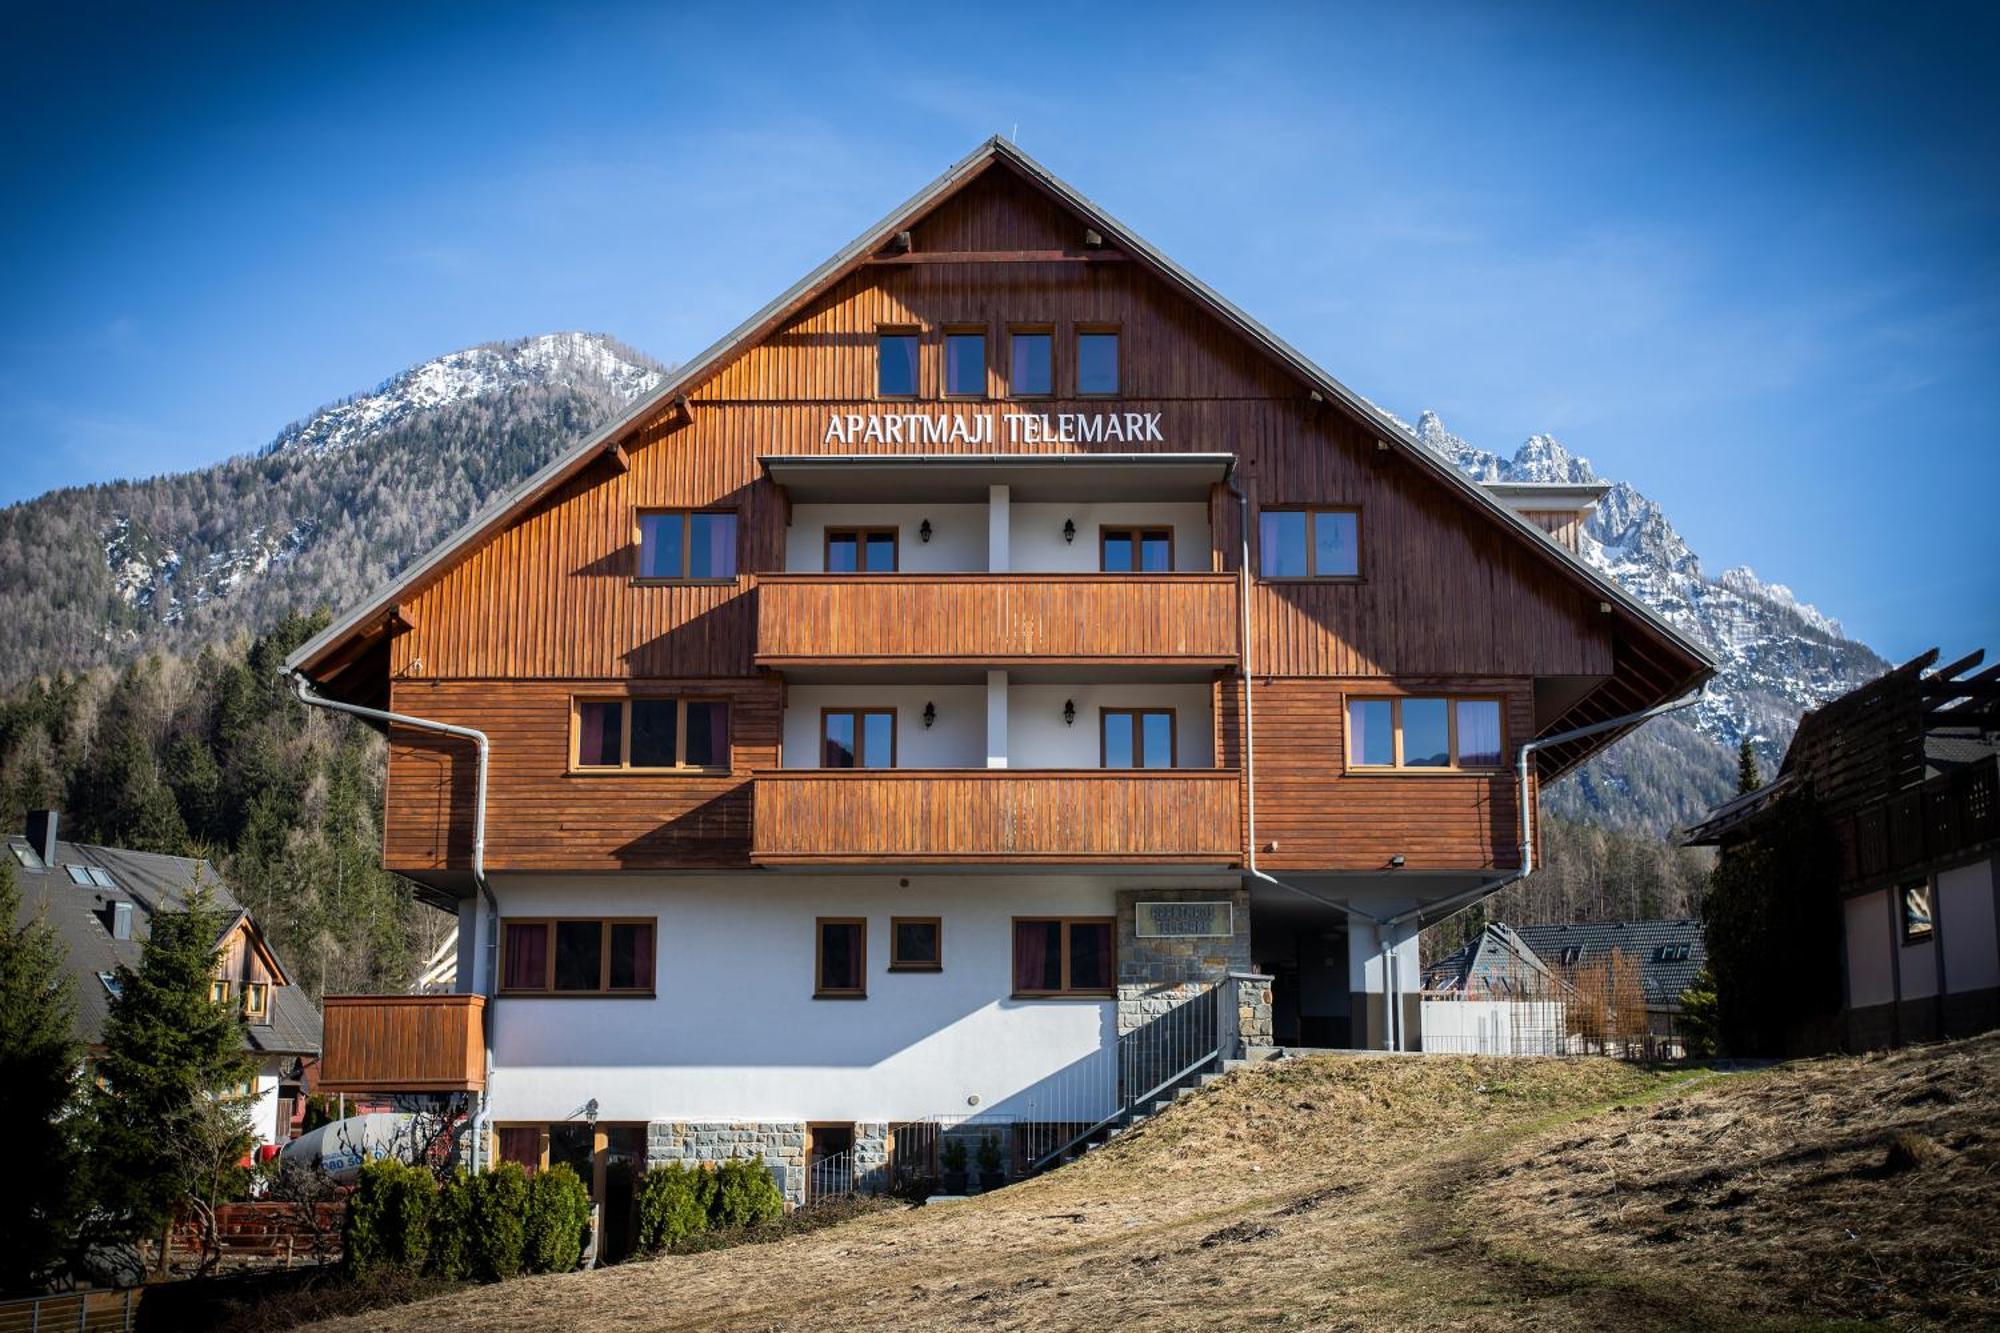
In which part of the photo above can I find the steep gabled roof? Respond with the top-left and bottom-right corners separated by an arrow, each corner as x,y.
1510,919 -> 1707,1009
287,136 -> 1713,732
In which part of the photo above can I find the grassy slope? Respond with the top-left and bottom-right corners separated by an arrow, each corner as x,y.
307,1036 -> 1999,1332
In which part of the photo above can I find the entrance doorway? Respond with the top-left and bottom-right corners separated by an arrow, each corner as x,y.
1252,900 -> 1352,1049
598,1126 -> 647,1264
806,1123 -> 855,1201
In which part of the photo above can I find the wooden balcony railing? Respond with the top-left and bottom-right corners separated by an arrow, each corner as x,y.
751,769 -> 1243,864
754,573 -> 1239,666
318,994 -> 486,1094
1838,754 -> 1999,888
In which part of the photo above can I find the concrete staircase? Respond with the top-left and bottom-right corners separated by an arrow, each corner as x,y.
1037,1048 -> 1282,1170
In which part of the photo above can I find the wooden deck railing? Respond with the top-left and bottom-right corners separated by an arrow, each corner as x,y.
1839,754 -> 1999,888
751,769 -> 1243,864
318,993 -> 486,1094
754,573 -> 1239,665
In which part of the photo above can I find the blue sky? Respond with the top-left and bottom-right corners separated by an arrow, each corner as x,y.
3,2 -> 1994,661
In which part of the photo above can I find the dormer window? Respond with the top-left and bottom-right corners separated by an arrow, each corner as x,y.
111,901 -> 132,940
242,981 -> 270,1020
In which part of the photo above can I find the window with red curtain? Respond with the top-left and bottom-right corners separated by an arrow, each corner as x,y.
1012,919 -> 1063,994
498,1127 -> 542,1174
609,922 -> 655,990
502,922 -> 548,990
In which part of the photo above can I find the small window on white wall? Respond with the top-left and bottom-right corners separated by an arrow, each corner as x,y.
1901,881 -> 1934,942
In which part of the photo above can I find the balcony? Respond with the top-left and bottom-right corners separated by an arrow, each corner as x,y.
318,994 -> 486,1094
754,573 -> 1239,668
751,769 -> 1242,865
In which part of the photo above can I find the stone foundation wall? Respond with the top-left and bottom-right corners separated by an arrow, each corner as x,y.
1230,971 -> 1274,1051
1115,887 -> 1251,1035
647,1120 -> 807,1204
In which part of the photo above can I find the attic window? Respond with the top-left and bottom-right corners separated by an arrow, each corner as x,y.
66,865 -> 92,885
111,902 -> 133,940
88,867 -> 114,888
98,972 -> 122,998
10,843 -> 42,869
1559,945 -> 1582,966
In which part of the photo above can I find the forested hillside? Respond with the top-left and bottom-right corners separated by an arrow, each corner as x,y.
0,613 -> 446,998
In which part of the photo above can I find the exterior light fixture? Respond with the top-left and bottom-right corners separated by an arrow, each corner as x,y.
1062,699 -> 1076,726
1388,854 -> 1406,869
919,519 -> 933,543
923,701 -> 937,729
1063,518 -> 1076,544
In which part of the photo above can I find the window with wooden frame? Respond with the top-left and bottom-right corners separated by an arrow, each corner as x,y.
1100,527 -> 1173,573
822,708 -> 896,769
497,1125 -> 547,1174
1012,917 -> 1114,997
878,329 -> 919,397
209,979 -> 230,1005
815,917 -> 867,998
1902,881 -> 1934,942
1076,328 -> 1120,396
635,509 -> 737,581
824,527 -> 899,573
500,918 -> 656,994
944,328 -> 987,397
1101,708 -> 1176,769
241,981 -> 270,1020
1345,697 -> 1504,771
1258,507 -> 1361,579
889,917 -> 942,971
572,697 -> 730,771
1008,327 -> 1054,397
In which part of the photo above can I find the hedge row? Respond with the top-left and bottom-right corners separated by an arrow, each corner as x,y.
634,1158 -> 784,1252
342,1159 -> 588,1281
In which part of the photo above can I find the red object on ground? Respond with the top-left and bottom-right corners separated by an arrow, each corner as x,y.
257,1144 -> 282,1163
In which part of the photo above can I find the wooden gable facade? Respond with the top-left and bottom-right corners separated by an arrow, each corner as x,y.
294,141 -> 1710,884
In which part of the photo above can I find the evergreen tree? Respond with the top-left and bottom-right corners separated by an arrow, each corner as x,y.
1737,735 -> 1763,795
86,880 -> 254,1275
0,861 -> 84,1294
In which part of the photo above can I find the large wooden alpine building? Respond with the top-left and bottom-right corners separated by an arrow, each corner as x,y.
289,137 -> 1712,1213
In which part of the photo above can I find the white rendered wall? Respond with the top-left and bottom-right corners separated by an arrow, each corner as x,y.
1008,683 -> 1214,768
248,1063 -> 283,1148
784,504 -> 987,572
1939,859 -> 1999,993
482,872 -> 1235,1123
1844,889 -> 1896,1008
780,685 -> 986,768
1009,502 -> 1212,572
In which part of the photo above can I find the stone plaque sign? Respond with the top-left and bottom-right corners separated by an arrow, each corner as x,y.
1135,900 -> 1233,939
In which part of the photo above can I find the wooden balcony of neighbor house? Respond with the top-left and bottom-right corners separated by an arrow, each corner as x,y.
317,994 -> 486,1094
751,769 -> 1243,864
753,573 -> 1239,668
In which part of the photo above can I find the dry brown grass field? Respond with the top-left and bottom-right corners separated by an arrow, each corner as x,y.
307,1034 -> 1999,1332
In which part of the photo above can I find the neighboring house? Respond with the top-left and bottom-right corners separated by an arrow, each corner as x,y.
1420,922 -> 1568,1056
1423,922 -> 1560,999
7,810 -> 322,1149
287,137 -> 1714,1207
1512,919 -> 1706,1050
1685,649 -> 2000,1050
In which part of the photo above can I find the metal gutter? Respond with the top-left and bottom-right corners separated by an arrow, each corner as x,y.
288,673 -> 500,1171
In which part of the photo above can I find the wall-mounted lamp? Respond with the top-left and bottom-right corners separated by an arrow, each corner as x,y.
922,701 -> 936,729
1062,699 -> 1076,726
1388,854 -> 1406,869
1062,518 -> 1077,544
919,519 -> 933,543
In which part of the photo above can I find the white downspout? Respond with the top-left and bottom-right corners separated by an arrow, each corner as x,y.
288,672 -> 500,1171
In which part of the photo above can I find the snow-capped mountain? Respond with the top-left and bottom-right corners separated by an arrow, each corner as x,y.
0,333 -> 668,681
269,332 -> 664,458
1403,409 -> 1889,828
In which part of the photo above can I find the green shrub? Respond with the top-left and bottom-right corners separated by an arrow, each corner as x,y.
343,1159 -> 436,1277
523,1163 -> 591,1274
707,1157 -> 783,1229
635,1161 -> 711,1252
427,1169 -> 475,1279
471,1161 -> 529,1281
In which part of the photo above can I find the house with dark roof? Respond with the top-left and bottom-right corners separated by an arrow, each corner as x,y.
1422,922 -> 1560,999
1511,919 -> 1705,1036
1685,648 -> 2000,1050
8,810 -> 321,1149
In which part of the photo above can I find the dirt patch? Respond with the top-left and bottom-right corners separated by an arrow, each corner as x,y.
1469,1031 -> 2000,1327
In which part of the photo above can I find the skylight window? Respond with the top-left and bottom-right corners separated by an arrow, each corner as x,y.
98,972 -> 123,998
10,842 -> 43,869
87,866 -> 115,888
66,865 -> 92,885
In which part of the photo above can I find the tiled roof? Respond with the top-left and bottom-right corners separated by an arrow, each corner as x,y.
1509,919 -> 1706,1009
8,836 -> 321,1057
1423,923 -> 1557,997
